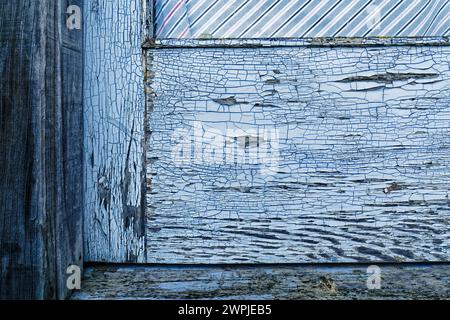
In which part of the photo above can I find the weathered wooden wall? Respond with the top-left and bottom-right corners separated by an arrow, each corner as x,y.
79,0 -> 450,267
145,38 -> 450,264
83,0 -> 150,263
0,0 -> 83,299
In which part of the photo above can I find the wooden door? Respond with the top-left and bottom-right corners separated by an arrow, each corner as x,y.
84,0 -> 450,264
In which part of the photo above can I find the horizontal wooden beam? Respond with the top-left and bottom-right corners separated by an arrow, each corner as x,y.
143,37 -> 450,49
71,264 -> 450,300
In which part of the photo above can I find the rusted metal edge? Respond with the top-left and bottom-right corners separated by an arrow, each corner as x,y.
142,36 -> 450,49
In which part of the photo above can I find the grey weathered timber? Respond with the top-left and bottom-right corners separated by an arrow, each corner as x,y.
71,264 -> 450,300
0,0 -> 83,299
83,0 -> 147,262
145,38 -> 450,264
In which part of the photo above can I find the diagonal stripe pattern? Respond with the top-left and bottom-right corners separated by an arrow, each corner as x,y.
154,0 -> 450,39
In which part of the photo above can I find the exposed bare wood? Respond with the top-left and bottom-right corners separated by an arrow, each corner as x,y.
0,0 -> 83,299
58,0 -> 84,299
71,264 -> 450,300
143,37 -> 450,49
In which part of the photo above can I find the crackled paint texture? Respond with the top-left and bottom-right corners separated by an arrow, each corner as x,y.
83,1 -> 450,264
146,41 -> 450,263
84,0 -> 146,262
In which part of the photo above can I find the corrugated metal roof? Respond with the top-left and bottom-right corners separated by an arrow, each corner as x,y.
155,0 -> 450,39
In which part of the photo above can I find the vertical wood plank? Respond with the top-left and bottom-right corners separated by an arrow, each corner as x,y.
58,0 -> 84,299
142,0 -> 154,39
0,0 -> 83,299
83,0 -> 146,262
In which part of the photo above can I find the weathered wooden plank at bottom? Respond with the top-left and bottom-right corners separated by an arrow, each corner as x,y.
71,264 -> 450,300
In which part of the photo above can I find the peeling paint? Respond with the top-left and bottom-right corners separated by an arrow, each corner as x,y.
145,40 -> 450,264
83,0 -> 146,263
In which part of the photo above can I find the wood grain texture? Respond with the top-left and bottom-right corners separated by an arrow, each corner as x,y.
0,0 -> 83,299
144,37 -> 450,49
71,264 -> 450,300
58,0 -> 84,299
145,41 -> 450,264
83,0 -> 146,263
